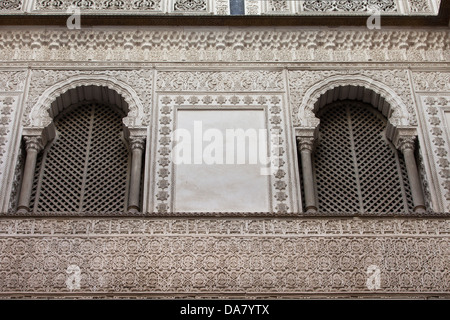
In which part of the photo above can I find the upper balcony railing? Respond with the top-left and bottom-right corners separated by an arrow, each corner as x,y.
0,0 -> 442,16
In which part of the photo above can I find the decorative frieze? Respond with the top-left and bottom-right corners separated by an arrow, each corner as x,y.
156,70 -> 284,92
0,0 -> 22,11
0,29 -> 447,63
303,0 -> 397,13
2,0 -> 439,15
0,217 -> 448,296
35,0 -> 163,11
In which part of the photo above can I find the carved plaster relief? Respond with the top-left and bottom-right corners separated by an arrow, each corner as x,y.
0,217 -> 447,296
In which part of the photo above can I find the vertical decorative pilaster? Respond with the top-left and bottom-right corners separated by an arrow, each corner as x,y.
17,136 -> 43,214
127,136 -> 146,214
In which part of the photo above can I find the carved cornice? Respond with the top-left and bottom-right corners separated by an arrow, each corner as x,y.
0,29 -> 447,63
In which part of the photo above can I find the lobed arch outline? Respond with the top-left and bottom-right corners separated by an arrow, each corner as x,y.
297,74 -> 413,130
27,74 -> 146,130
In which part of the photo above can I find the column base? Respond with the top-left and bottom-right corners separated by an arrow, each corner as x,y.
17,207 -> 29,214
413,205 -> 426,213
305,206 -> 317,214
127,206 -> 140,214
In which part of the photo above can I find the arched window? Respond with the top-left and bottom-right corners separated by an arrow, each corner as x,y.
312,100 -> 415,214
29,102 -> 129,213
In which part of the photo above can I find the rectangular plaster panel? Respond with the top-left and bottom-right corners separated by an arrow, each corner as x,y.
174,108 -> 270,212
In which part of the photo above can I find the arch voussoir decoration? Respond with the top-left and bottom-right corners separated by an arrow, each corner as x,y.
297,75 -> 411,129
28,75 -> 146,129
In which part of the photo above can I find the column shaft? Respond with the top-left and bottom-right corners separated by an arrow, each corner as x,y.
298,138 -> 317,213
400,138 -> 426,213
127,137 -> 145,213
17,136 -> 43,214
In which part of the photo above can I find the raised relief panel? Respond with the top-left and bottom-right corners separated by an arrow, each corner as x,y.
420,96 -> 450,212
174,108 -> 270,212
0,70 -> 28,213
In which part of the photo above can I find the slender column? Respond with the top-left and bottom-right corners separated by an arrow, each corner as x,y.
398,137 -> 426,213
17,136 -> 43,214
127,136 -> 145,214
297,137 -> 317,213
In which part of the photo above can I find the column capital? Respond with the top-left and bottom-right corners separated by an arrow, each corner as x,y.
397,136 -> 416,153
391,126 -> 417,151
23,136 -> 44,152
296,137 -> 315,152
129,136 -> 146,151
295,127 -> 318,153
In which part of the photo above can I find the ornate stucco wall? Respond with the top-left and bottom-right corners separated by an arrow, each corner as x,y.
0,26 -> 448,298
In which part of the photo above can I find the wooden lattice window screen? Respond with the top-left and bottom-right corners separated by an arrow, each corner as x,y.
313,101 -> 414,214
30,103 -> 129,213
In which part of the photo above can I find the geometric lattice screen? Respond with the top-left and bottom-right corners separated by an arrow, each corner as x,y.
30,103 -> 129,213
313,101 -> 414,214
